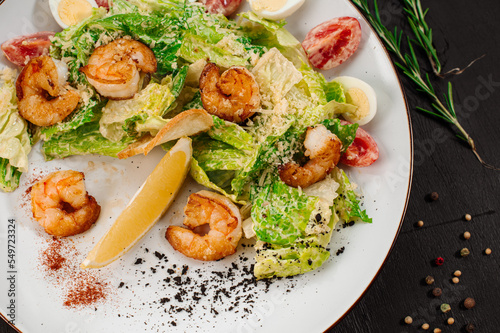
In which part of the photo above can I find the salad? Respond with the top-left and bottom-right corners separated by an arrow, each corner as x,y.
0,0 -> 379,280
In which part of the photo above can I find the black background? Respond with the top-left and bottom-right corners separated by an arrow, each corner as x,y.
2,0 -> 500,332
331,0 -> 500,332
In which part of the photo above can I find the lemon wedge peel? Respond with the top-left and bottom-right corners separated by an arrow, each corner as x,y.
81,137 -> 192,269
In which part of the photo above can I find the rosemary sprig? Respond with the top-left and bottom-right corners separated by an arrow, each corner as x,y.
350,0 -> 499,170
402,0 -> 484,78
402,0 -> 441,76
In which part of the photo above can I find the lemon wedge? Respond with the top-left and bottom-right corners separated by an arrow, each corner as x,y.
81,137 -> 192,269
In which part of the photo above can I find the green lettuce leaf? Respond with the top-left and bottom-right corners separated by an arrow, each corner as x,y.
125,0 -> 186,13
42,121 -> 131,160
0,158 -> 22,193
324,80 -> 346,103
208,116 -> 256,153
252,47 -> 302,106
254,243 -> 330,280
189,158 -> 245,204
0,69 -> 31,192
99,82 -> 175,142
253,212 -> 338,280
179,34 -> 249,68
251,181 -> 320,246
193,135 -> 250,171
40,99 -> 106,141
332,168 -> 372,223
296,100 -> 356,129
320,118 -> 358,153
182,90 -> 203,111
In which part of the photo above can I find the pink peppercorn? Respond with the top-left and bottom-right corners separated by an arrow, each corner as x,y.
435,257 -> 444,266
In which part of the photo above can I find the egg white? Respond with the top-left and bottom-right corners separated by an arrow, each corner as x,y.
334,76 -> 377,126
248,0 -> 305,20
49,0 -> 98,30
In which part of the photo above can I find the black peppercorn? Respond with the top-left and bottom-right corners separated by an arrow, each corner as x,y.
430,191 -> 439,201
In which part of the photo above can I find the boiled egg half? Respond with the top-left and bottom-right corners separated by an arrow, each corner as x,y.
248,0 -> 305,20
49,0 -> 98,30
334,76 -> 377,126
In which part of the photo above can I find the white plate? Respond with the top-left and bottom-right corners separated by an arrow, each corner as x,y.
0,0 -> 412,332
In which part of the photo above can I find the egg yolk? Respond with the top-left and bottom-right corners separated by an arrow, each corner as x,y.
345,88 -> 370,122
250,0 -> 288,12
58,0 -> 93,26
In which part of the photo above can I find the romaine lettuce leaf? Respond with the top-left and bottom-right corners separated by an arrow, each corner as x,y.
296,63 -> 327,105
0,68 -> 31,192
253,186 -> 339,279
254,244 -> 330,280
297,100 -> 357,129
251,181 -> 320,246
182,90 -> 203,111
99,82 -> 175,142
189,158 -> 245,204
126,0 -> 186,14
252,47 -> 302,106
193,135 -> 250,171
332,168 -> 372,223
179,34 -> 249,68
0,158 -> 22,193
42,121 -> 131,160
324,80 -> 347,103
169,65 -> 189,100
320,118 -> 358,152
208,116 -> 256,153
40,99 -> 106,141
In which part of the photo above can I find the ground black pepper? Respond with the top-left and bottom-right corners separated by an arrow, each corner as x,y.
120,245 -> 302,329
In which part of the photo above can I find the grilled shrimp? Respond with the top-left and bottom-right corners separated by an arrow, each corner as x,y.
80,38 -> 157,99
279,124 -> 342,188
166,190 -> 242,261
31,170 -> 101,237
16,56 -> 80,127
199,63 -> 260,123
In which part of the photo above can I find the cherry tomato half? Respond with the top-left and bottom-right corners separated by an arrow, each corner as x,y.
1,31 -> 55,67
340,120 -> 379,167
302,16 -> 362,70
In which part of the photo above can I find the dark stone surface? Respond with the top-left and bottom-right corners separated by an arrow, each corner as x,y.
330,0 -> 500,332
2,1 -> 500,333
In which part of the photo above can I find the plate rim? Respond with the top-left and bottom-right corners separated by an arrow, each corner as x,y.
323,1 -> 414,331
0,0 -> 414,332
